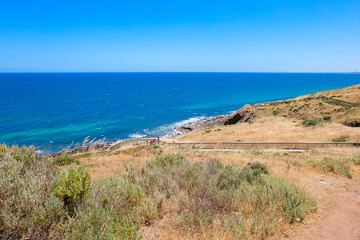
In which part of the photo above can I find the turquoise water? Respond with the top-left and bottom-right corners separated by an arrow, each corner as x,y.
0,73 -> 359,153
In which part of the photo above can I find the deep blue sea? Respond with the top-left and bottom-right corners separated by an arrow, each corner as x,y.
1,73 -> 359,153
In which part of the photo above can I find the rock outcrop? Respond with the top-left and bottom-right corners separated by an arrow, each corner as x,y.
344,120 -> 360,127
224,104 -> 257,125
176,115 -> 228,133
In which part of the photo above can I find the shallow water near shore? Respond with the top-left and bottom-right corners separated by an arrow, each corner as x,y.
1,72 -> 359,152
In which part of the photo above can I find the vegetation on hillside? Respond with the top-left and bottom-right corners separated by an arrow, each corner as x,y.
0,144 -> 317,239
252,89 -> 360,127
308,157 -> 352,178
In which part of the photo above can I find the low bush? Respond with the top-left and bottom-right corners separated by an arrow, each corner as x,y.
322,99 -> 352,108
0,146 -> 316,239
138,154 -> 316,237
252,149 -> 263,156
51,164 -> 91,213
308,157 -> 352,178
78,153 -> 92,158
302,120 -> 319,127
0,144 -> 61,239
54,156 -> 80,165
347,154 -> 360,165
302,118 -> 331,127
272,110 -> 280,116
330,95 -> 342,99
332,136 -> 349,142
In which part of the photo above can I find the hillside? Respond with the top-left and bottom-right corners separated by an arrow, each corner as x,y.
173,84 -> 360,143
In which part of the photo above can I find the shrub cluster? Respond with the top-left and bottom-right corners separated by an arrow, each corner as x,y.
54,156 -> 80,165
272,110 -> 280,116
137,154 -> 316,238
0,145 -> 316,239
308,157 -> 352,178
347,154 -> 360,166
332,136 -> 349,142
302,118 -> 331,127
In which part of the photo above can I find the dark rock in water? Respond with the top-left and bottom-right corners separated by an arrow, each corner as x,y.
224,104 -> 257,125
176,115 -> 229,133
178,126 -> 193,132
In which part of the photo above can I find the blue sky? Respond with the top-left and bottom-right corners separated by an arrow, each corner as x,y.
0,0 -> 359,72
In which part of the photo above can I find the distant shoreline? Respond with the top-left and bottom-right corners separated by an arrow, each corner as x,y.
2,74 -> 358,154
37,82 -> 359,155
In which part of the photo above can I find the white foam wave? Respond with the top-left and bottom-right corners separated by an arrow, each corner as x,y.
148,116 -> 212,138
129,133 -> 147,139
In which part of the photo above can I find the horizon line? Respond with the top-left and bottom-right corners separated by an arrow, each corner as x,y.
0,71 -> 359,74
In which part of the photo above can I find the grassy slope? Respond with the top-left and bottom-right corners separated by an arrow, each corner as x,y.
320,84 -> 360,105
174,84 -> 360,143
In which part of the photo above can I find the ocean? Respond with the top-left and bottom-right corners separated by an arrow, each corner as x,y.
0,73 -> 359,153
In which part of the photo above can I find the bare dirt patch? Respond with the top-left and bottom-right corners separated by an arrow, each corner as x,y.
291,177 -> 360,240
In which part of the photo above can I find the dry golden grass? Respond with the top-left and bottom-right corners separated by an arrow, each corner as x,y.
320,84 -> 360,104
171,117 -> 360,143
170,84 -> 360,144
80,145 -> 161,180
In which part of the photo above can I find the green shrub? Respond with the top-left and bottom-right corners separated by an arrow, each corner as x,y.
215,128 -> 222,131
302,118 -> 331,127
0,144 -> 36,166
252,149 -> 263,156
322,99 -> 352,108
54,156 -> 80,165
309,157 -> 352,178
0,145 -> 146,239
78,153 -> 92,158
58,203 -> 142,240
332,136 -> 349,142
0,145 -> 62,239
302,120 -> 319,127
51,164 -> 91,213
347,154 -> 360,165
272,110 -> 280,116
204,129 -> 211,133
242,161 -> 270,175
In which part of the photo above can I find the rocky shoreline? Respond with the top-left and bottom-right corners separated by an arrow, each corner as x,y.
50,104 -> 259,157
175,104 -> 258,135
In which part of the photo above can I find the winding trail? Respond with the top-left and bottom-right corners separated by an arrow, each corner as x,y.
294,177 -> 360,240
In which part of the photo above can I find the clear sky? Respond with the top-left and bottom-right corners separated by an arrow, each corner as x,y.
0,0 -> 359,72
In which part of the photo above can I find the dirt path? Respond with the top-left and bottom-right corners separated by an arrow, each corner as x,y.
294,178 -> 360,240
